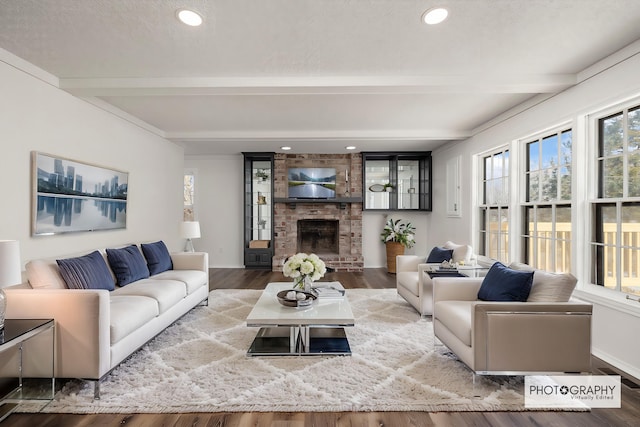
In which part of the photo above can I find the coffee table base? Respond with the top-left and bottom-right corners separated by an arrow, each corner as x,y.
247,327 -> 351,356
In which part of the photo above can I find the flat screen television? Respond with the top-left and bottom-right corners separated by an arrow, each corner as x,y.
287,168 -> 336,199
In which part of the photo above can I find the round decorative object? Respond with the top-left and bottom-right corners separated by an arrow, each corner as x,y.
277,290 -> 317,308
368,184 -> 385,192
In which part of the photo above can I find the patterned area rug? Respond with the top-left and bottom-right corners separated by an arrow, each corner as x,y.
25,289 -> 537,413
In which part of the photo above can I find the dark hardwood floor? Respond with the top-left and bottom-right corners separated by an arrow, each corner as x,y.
4,268 -> 639,427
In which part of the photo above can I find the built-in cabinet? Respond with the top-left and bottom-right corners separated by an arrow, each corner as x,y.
362,152 -> 432,211
243,152 -> 274,268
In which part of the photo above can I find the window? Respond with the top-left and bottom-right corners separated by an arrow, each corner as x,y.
522,129 -> 572,271
184,171 -> 195,221
592,104 -> 640,296
479,149 -> 509,262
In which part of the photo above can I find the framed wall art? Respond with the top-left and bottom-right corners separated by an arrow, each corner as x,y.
32,152 -> 129,235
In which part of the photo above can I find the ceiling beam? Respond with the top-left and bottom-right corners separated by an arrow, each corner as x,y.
165,129 -> 471,142
59,74 -> 577,97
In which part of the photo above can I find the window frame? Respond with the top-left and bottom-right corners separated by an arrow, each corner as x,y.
520,127 -> 573,272
478,147 -> 510,263
590,101 -> 640,296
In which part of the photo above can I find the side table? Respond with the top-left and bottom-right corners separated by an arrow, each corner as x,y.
0,319 -> 55,422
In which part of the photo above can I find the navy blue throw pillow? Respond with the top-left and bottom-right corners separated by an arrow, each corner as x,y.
57,251 -> 115,291
426,247 -> 454,263
106,245 -> 150,286
141,240 -> 173,275
477,262 -> 534,302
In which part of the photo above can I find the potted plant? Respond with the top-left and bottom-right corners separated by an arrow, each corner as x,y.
255,169 -> 270,181
380,218 -> 416,273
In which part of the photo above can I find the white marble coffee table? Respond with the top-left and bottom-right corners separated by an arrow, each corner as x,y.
246,282 -> 355,356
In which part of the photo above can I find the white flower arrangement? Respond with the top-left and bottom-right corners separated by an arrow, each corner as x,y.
283,253 -> 327,288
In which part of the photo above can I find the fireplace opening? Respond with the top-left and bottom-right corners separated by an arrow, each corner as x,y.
297,219 -> 339,255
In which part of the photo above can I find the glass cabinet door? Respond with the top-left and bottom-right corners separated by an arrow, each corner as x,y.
364,159 -> 390,209
244,152 -> 274,269
397,159 -> 420,209
251,160 -> 271,242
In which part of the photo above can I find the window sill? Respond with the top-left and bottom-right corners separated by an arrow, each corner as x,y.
573,284 -> 640,317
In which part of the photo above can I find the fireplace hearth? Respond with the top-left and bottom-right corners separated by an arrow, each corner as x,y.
297,219 -> 339,255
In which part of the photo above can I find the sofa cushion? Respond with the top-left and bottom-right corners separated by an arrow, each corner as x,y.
26,259 -> 67,289
477,262 -> 533,302
111,279 -> 186,313
396,271 -> 420,296
426,247 -> 454,263
151,269 -> 207,295
434,300 -> 474,346
110,295 -> 160,344
106,245 -> 150,286
443,241 -> 473,263
141,241 -> 173,275
57,251 -> 115,291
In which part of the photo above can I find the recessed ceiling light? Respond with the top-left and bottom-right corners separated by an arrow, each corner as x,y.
177,9 -> 203,26
422,7 -> 448,25
281,146 -> 292,151
345,146 -> 357,150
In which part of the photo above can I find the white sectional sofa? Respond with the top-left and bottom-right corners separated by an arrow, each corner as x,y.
4,244 -> 209,398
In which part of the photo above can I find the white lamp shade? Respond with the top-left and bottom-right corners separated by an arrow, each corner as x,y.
0,240 -> 21,288
181,221 -> 201,239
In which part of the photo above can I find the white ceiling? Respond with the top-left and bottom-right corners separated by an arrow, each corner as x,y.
2,0 -> 640,155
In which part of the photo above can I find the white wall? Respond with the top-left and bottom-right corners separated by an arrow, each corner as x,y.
0,60 -> 185,266
184,155 -> 244,267
431,48 -> 640,378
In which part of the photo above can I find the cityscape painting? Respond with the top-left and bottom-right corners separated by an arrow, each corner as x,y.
32,152 -> 129,235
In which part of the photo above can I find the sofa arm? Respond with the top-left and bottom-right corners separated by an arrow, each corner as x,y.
472,302 -> 592,373
4,288 -> 111,380
396,255 -> 422,273
432,277 -> 483,303
171,251 -> 209,272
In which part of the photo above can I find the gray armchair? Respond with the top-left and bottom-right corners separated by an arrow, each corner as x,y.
432,272 -> 592,375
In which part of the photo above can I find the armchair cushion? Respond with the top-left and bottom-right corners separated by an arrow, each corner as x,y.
508,262 -> 577,302
426,247 -> 453,263
528,270 -> 577,302
443,241 -> 473,263
477,262 -> 533,302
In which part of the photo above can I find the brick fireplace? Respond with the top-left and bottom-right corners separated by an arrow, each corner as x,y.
272,153 -> 364,272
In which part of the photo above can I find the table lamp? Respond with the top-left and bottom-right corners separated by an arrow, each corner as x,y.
181,221 -> 201,252
0,240 -> 21,329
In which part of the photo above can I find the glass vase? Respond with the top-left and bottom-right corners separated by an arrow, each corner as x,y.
294,275 -> 313,292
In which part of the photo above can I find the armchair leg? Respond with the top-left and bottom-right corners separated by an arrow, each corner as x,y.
472,372 -> 481,397
93,380 -> 101,400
